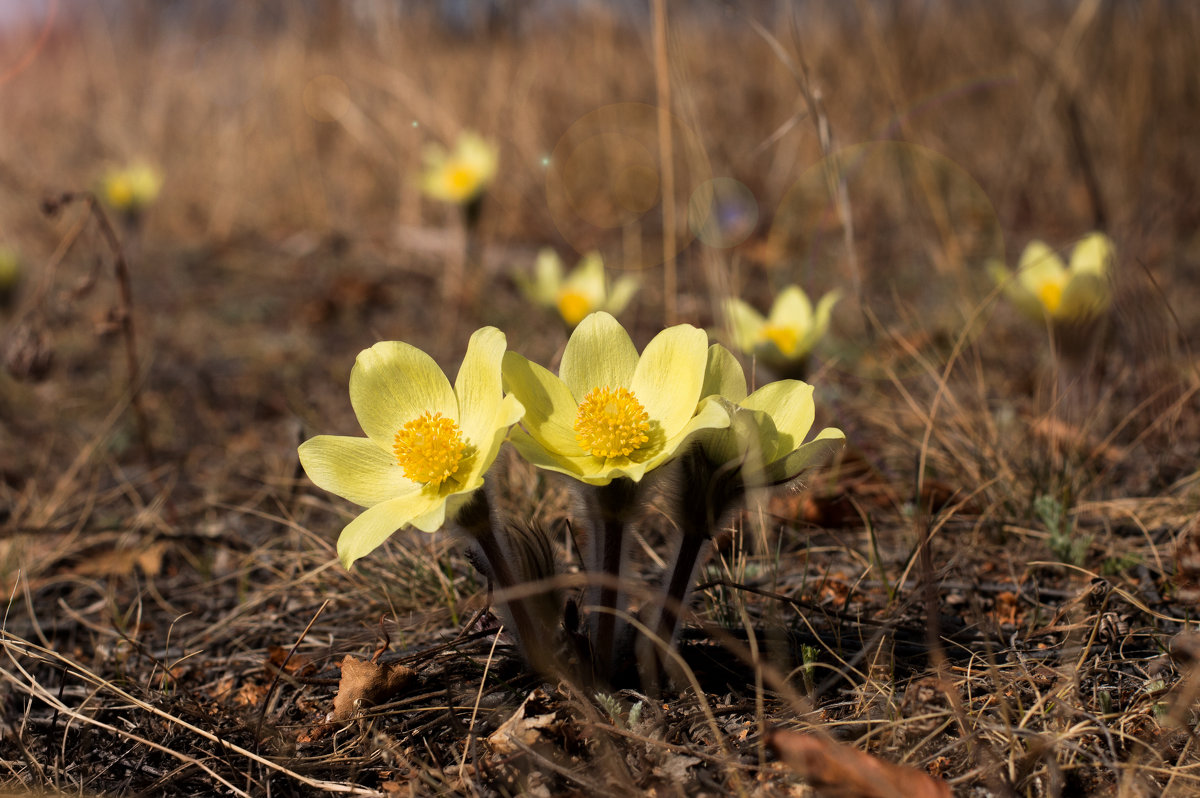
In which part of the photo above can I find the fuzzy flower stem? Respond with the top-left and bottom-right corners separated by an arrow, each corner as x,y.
645,449 -> 746,683
455,488 -> 557,676
577,477 -> 640,682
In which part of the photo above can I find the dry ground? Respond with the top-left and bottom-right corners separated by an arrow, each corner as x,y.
1,2 -> 1199,795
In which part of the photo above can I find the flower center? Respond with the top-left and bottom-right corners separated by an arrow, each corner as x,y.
1036,279 -> 1065,315
760,323 -> 799,357
446,164 -> 479,200
106,179 -> 133,210
574,386 -> 650,459
392,411 -> 468,486
556,289 -> 592,328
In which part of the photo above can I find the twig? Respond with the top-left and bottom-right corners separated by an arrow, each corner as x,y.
42,191 -> 154,462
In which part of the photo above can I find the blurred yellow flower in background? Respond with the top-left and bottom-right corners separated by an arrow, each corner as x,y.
517,249 -> 639,328
990,233 -> 1114,323
298,327 -> 524,569
725,285 -> 840,378
100,163 -> 162,212
420,130 -> 498,204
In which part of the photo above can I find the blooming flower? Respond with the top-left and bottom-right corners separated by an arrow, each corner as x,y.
517,248 -> 639,328
725,285 -> 840,377
697,343 -> 845,486
990,233 -> 1114,323
501,312 -> 729,485
419,131 -> 499,205
298,327 -> 524,569
100,163 -> 162,212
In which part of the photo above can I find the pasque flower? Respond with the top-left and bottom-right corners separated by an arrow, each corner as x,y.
990,233 -> 1114,323
640,343 -> 845,680
298,327 -> 523,569
501,312 -> 729,486
725,285 -> 840,377
698,343 -> 846,488
100,163 -> 162,213
518,249 -> 639,328
420,131 -> 499,205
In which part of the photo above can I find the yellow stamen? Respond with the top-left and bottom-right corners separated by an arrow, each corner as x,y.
446,164 -> 479,201
106,178 -> 133,210
1036,279 -> 1065,315
574,386 -> 650,458
556,289 -> 592,328
760,323 -> 799,357
393,411 -> 468,486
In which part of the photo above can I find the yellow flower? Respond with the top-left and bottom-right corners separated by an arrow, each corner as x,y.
501,312 -> 729,486
725,285 -> 840,376
698,343 -> 845,486
298,327 -> 524,569
990,233 -> 1114,322
420,131 -> 499,204
518,249 -> 640,328
100,163 -> 162,212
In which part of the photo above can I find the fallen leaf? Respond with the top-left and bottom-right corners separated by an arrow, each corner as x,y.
768,729 -> 951,798
331,655 -> 415,722
267,645 -> 316,678
487,689 -> 557,755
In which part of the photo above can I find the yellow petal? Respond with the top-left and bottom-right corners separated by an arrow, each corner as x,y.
350,341 -> 457,452
559,312 -> 639,400
629,323 -> 709,439
298,435 -> 420,507
337,493 -> 447,569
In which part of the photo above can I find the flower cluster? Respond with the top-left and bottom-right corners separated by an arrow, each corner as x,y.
299,312 -> 844,685
100,162 -> 162,216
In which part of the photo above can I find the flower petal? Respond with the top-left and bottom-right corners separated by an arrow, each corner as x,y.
461,393 -> 524,485
640,394 -> 730,473
298,435 -> 420,508
606,275 -> 640,317
336,491 -> 448,569
565,252 -> 608,307
350,341 -> 457,451
507,427 -> 595,480
455,327 -> 513,456
1068,232 -> 1114,277
768,285 -> 813,331
724,298 -> 764,354
799,290 -> 841,354
630,323 -> 709,438
502,351 -> 583,455
1016,241 -> 1067,295
702,343 -> 748,402
742,380 -> 815,462
559,312 -> 639,399
765,427 -> 845,485
1059,273 -> 1111,321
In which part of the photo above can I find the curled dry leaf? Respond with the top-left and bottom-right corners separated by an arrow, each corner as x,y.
768,729 -> 951,798
487,689 -> 558,755
330,655 -> 415,722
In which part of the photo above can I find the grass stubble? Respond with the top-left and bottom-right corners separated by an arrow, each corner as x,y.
0,2 -> 1198,795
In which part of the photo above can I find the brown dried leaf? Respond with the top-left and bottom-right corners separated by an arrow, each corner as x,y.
768,729 -> 951,798
487,689 -> 557,755
267,645 -> 316,678
331,655 -> 415,722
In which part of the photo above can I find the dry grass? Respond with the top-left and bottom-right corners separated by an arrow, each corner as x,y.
1,2 -> 1198,795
